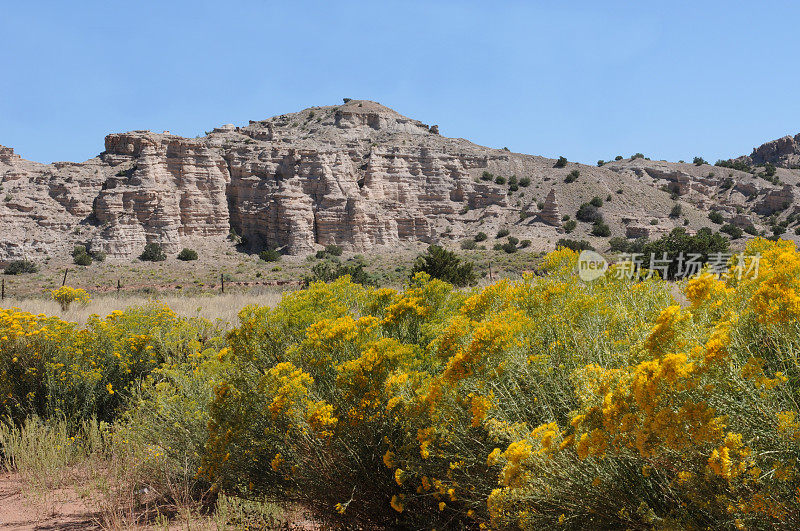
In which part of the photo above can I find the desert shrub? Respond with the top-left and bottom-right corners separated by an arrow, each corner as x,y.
6,239 -> 800,527
670,203 -> 683,218
4,260 -> 38,275
638,227 -> 729,279
764,163 -> 777,177
481,171 -> 493,181
772,225 -> 786,236
744,224 -> 758,236
474,232 -> 488,242
615,155 -> 623,161
50,286 -> 91,311
631,153 -> 644,160
708,211 -> 724,224
591,221 -> 611,237
140,243 -> 166,262
460,239 -> 477,250
576,203 -> 603,223
589,196 -> 603,208
720,224 -> 743,239
508,175 -> 518,187
563,219 -> 577,233
177,248 -> 198,261
518,177 -> 531,187
260,249 -> 282,262
410,245 -> 476,287
501,242 -> 518,254
325,244 -> 344,257
693,156 -> 708,166
564,170 -> 580,183
496,228 -> 510,238
0,303 -> 220,425
520,240 -> 531,248
608,236 -> 629,252
507,236 -> 519,246
554,156 -> 568,168
73,251 -> 92,266
495,176 -> 506,185
555,238 -> 593,251
305,259 -> 376,286
715,159 -> 752,172
597,160 -> 605,166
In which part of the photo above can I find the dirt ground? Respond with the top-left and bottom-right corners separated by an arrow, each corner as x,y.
0,471 -> 99,530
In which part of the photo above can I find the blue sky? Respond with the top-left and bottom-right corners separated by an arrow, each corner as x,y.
1,1 -> 798,165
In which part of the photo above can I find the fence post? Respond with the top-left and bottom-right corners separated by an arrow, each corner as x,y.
488,261 -> 494,281
117,279 -> 121,294
62,269 -> 68,287
221,273 -> 225,294
1,278 -> 4,301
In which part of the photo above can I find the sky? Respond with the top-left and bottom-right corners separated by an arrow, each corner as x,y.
1,1 -> 798,165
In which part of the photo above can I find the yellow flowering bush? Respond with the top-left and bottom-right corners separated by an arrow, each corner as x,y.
6,239 -> 800,528
50,286 -> 91,311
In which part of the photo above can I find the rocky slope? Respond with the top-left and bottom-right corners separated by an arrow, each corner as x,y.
1,100 -> 799,264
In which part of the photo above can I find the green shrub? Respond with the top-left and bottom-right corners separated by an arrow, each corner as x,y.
670,204 -> 683,218
460,239 -> 477,250
410,245 -> 476,287
507,236 -> 519,246
564,170 -> 580,183
615,155 -> 623,161
305,259 -> 376,286
73,252 -> 92,266
589,196 -> 603,208
496,228 -> 510,238
139,243 -> 166,262
4,260 -> 38,275
325,244 -> 343,257
563,219 -> 577,233
495,176 -> 506,185
597,160 -> 605,167
576,204 -> 603,223
474,232 -> 488,242
720,224 -> 743,239
480,171 -> 493,181
177,248 -> 198,261
520,239 -> 531,248
693,156 -> 708,166
501,242 -> 517,253
764,163 -> 777,177
639,227 -> 729,279
631,153 -> 644,160
591,222 -> 611,237
518,177 -> 531,187
554,156 -> 568,168
715,159 -> 752,172
259,249 -> 282,262
708,211 -> 724,224
555,238 -> 593,251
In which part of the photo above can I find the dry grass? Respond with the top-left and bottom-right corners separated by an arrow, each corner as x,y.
1,289 -> 288,327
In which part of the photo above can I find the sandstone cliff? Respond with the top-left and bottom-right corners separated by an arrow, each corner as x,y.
1,100 -> 799,263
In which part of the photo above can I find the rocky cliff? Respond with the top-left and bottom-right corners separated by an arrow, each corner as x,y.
1,100 -> 799,263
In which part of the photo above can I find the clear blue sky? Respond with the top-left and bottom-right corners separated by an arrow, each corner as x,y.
2,1 -> 798,165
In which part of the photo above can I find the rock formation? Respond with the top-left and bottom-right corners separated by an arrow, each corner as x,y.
1,100 -> 799,264
536,189 -> 561,226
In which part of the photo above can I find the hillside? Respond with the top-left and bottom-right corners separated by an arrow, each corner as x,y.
1,99 -> 799,264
